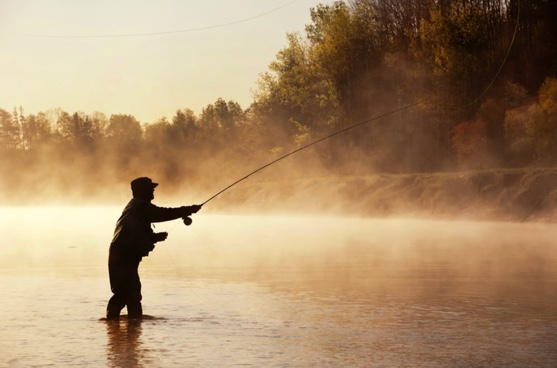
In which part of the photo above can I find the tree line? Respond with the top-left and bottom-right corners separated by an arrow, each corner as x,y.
1,0 -> 556,202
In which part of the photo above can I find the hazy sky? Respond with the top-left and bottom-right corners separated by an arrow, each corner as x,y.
0,0 -> 330,123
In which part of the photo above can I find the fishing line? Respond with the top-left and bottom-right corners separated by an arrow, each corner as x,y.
12,0 -> 299,39
200,0 -> 521,207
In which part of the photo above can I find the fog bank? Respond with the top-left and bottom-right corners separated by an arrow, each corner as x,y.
206,168 -> 557,222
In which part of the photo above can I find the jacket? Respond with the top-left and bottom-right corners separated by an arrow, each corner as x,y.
109,198 -> 193,262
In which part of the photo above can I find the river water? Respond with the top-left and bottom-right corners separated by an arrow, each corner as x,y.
1,207 -> 557,367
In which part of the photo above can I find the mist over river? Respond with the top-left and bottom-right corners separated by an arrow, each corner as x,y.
1,207 -> 557,367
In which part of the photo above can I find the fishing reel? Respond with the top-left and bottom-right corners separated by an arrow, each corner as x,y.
182,216 -> 193,226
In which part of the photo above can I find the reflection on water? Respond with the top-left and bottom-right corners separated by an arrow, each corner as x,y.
1,207 -> 557,367
106,319 -> 144,368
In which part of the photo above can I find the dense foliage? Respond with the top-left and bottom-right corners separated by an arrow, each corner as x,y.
1,0 -> 556,202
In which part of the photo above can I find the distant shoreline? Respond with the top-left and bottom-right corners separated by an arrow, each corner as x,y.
208,168 -> 557,223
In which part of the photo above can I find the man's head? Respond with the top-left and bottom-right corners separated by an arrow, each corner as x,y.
131,177 -> 158,200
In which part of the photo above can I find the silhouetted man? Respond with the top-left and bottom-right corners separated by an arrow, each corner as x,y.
106,177 -> 201,320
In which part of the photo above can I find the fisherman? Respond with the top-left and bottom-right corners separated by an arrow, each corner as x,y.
106,177 -> 201,320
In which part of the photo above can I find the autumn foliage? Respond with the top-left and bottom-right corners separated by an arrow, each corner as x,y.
1,0 -> 556,203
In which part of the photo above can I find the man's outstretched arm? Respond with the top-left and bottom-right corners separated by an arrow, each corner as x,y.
146,203 -> 201,223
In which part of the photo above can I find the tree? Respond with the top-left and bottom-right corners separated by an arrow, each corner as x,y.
88,111 -> 108,144
171,109 -> 197,144
415,3 -> 491,111
144,116 -> 171,147
255,31 -> 341,147
55,111 -> 97,149
525,77 -> 557,163
352,0 -> 430,51
106,114 -> 142,151
0,108 -> 21,149
308,1 -> 373,115
504,105 -> 534,167
20,112 -> 52,150
507,0 -> 557,92
198,98 -> 245,140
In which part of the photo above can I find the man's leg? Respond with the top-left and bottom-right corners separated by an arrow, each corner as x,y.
106,261 -> 136,320
126,299 -> 143,319
126,261 -> 143,319
106,294 -> 126,320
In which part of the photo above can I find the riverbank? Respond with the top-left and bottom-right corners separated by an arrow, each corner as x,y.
208,168 -> 557,222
